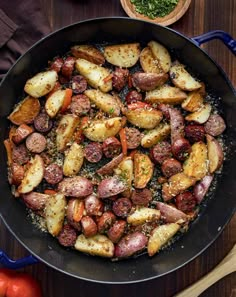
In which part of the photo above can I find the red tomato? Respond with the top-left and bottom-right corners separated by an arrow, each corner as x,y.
0,269 -> 15,296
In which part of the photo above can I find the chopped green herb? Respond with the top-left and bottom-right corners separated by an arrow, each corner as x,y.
130,0 -> 179,19
109,107 -> 114,114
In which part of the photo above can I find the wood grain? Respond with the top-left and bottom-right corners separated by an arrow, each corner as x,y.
0,0 -> 235,296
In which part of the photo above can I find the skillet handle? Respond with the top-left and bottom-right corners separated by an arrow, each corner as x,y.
0,249 -> 38,269
192,30 -> 236,56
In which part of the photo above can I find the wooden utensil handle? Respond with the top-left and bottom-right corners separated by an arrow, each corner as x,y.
175,244 -> 236,297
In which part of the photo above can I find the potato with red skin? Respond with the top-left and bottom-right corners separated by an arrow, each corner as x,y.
194,175 -> 214,204
125,90 -> 142,104
97,175 -> 128,198
58,176 -> 93,198
96,153 -> 124,176
206,134 -> 224,174
114,232 -> 148,258
156,201 -> 188,224
9,163 -> 24,186
131,72 -> 168,91
22,192 -> 49,211
204,114 -> 226,136
84,194 -> 104,216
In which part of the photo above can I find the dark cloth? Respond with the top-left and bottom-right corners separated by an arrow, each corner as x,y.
0,0 -> 51,79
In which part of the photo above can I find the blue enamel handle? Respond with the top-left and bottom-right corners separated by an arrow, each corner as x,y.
192,30 -> 236,56
0,249 -> 38,269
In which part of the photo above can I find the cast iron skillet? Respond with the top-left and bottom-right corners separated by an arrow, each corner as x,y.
0,17 -> 236,284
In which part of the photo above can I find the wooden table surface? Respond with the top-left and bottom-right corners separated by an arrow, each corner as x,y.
1,0 -> 236,296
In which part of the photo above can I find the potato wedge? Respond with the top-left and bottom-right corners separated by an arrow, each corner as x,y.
140,47 -> 161,73
71,45 -> 105,65
134,153 -> 154,188
181,90 -> 204,112
183,142 -> 208,180
63,143 -> 84,176
104,43 -> 140,68
114,156 -> 134,197
147,223 -> 180,256
170,63 -> 202,91
125,109 -> 163,129
84,89 -> 120,116
75,58 -> 112,92
56,114 -> 80,151
8,96 -> 40,125
206,134 -> 224,174
145,84 -> 187,105
24,70 -> 57,98
148,40 -> 171,73
75,234 -> 114,258
185,103 -> 212,124
83,117 -> 122,142
45,193 -> 66,236
141,123 -> 171,148
18,155 -> 44,194
162,172 -> 196,201
156,202 -> 188,224
45,89 -> 68,118
127,207 -> 160,226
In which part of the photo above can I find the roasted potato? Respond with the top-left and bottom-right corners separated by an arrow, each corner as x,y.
134,153 -> 154,188
162,172 -> 196,201
185,103 -> 212,124
170,63 -> 202,91
104,43 -> 140,68
206,134 -> 224,174
145,84 -> 187,105
63,143 -> 84,176
183,141 -> 208,180
181,90 -> 204,112
75,58 -> 112,92
148,40 -> 171,73
83,117 -> 122,142
156,202 -> 188,224
75,234 -> 114,258
71,45 -> 105,65
140,47 -> 161,73
56,114 -> 80,151
24,70 -> 58,98
125,108 -> 163,129
132,72 -> 168,91
58,176 -> 93,198
141,123 -> 171,148
127,207 -> 160,226
8,96 -> 40,125
45,89 -> 68,118
45,193 -> 66,236
84,89 -> 120,116
18,155 -> 44,194
147,223 -> 180,256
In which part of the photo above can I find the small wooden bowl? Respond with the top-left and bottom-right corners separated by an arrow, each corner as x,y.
120,0 -> 191,26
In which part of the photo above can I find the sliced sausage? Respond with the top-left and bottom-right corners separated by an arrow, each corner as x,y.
161,158 -> 182,178
71,75 -> 87,94
50,57 -> 64,73
149,141 -> 172,164
102,137 -> 121,158
112,198 -> 132,217
81,216 -> 98,237
44,163 -> 63,185
204,114 -> 226,136
132,72 -> 168,91
12,144 -> 30,165
175,191 -> 197,213
171,137 -> 191,161
112,67 -> 129,91
96,153 -> 124,175
169,108 -> 185,144
57,224 -> 77,247
26,132 -> 47,153
9,163 -> 25,185
156,201 -> 188,224
12,124 -> 34,144
61,56 -> 76,78
185,124 -> 205,143
97,211 -> 116,233
84,142 -> 103,163
107,220 -> 126,243
22,192 -> 49,211
58,176 -> 93,198
84,194 -> 104,216
157,104 -> 171,120
125,127 -> 142,149
34,111 -> 53,133
125,90 -> 142,104
114,231 -> 148,258
70,94 -> 91,116
131,188 -> 152,206
97,175 -> 128,198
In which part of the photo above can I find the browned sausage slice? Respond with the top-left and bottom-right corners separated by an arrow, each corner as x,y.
81,216 -> 98,237
57,224 -> 77,247
71,75 -> 87,94
204,114 -> 226,136
9,163 -> 25,185
61,56 -> 76,78
157,103 -> 171,120
84,142 -> 103,163
125,90 -> 142,104
26,132 -> 47,153
102,137 -> 121,158
50,57 -> 64,73
149,141 -> 172,164
12,144 -> 30,165
70,94 -> 91,116
125,127 -> 142,149
185,124 -> 205,143
97,211 -> 116,233
34,111 -> 53,133
175,191 -> 197,213
112,197 -> 132,217
161,158 -> 182,178
44,163 -> 63,185
107,220 -> 126,243
171,137 -> 191,161
112,67 -> 129,91
169,108 -> 185,144
132,72 -> 168,91
131,188 -> 152,206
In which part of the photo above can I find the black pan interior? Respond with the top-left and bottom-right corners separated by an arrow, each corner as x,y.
0,17 -> 236,283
